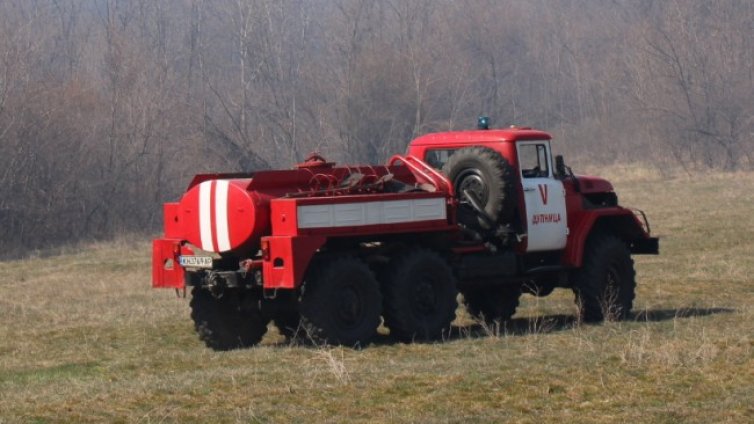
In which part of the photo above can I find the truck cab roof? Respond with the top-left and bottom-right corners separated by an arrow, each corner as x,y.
409,127 -> 552,147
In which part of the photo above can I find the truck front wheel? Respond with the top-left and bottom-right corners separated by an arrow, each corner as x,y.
299,257 -> 382,347
572,234 -> 636,322
190,288 -> 269,350
382,249 -> 458,342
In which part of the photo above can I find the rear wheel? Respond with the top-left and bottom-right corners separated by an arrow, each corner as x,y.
298,257 -> 382,347
462,286 -> 521,324
382,249 -> 458,342
190,288 -> 269,351
572,234 -> 636,322
273,310 -> 301,340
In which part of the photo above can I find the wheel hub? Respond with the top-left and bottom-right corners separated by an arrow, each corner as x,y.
604,266 -> 621,301
336,287 -> 363,328
457,171 -> 488,206
413,279 -> 437,314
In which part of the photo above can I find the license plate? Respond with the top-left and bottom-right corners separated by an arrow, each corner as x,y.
179,255 -> 213,268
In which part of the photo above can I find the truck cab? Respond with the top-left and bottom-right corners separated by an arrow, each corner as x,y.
407,127 -> 568,254
406,125 -> 657,266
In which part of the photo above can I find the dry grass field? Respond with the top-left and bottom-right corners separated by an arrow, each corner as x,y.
1,169 -> 753,423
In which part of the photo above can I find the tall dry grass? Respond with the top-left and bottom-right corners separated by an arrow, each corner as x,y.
1,171 -> 753,423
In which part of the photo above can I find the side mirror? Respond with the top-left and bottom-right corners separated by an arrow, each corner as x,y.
555,155 -> 567,177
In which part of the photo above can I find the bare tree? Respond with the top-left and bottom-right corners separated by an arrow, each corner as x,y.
0,0 -> 751,255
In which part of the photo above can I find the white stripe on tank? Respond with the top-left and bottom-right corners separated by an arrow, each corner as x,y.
199,181 -> 214,251
215,180 -> 231,252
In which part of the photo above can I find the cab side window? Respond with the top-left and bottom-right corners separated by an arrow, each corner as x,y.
425,149 -> 458,170
519,144 -> 550,178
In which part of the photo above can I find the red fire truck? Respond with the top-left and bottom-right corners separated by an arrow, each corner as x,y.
153,120 -> 658,349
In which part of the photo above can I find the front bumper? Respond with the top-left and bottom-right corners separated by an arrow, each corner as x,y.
629,237 -> 659,255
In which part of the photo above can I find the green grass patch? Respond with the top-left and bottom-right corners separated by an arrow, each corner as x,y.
0,361 -> 101,386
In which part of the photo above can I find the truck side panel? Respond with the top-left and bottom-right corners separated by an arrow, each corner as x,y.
263,193 -> 455,289
262,235 -> 326,289
269,193 -> 455,238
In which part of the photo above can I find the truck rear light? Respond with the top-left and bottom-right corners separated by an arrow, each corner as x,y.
261,239 -> 270,261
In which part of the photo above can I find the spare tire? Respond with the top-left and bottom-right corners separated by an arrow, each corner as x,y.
442,147 -> 515,229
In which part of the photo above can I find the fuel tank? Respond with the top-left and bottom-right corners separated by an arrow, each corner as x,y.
174,178 -> 271,254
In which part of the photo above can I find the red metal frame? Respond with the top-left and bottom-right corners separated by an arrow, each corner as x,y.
387,154 -> 454,195
261,235 -> 326,289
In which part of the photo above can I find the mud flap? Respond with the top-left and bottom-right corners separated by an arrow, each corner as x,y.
152,239 -> 189,289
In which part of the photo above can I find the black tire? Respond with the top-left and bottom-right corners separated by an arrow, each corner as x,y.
190,287 -> 269,351
272,309 -> 301,340
572,234 -> 636,323
298,257 -> 382,347
442,147 -> 515,228
382,249 -> 458,342
463,286 -> 521,324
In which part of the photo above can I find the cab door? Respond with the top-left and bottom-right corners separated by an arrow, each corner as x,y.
517,141 -> 568,252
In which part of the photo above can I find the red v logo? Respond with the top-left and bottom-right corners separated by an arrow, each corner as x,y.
538,184 -> 549,205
